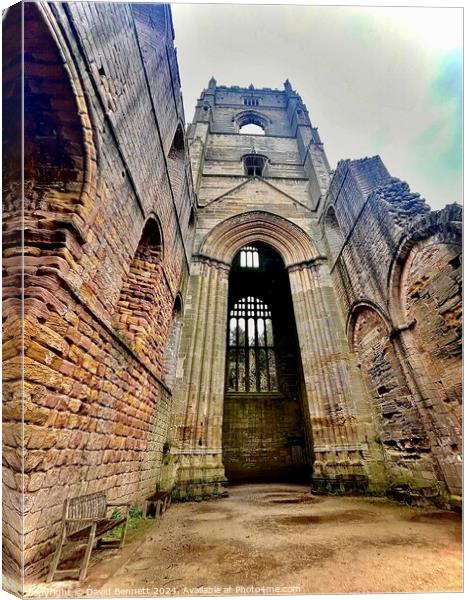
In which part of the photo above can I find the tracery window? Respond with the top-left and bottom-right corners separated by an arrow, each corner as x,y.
240,246 -> 259,268
227,296 -> 278,392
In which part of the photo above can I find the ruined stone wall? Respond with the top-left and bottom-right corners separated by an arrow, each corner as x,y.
2,2 -> 193,582
321,157 -> 462,499
396,232 -> 462,495
402,241 -> 461,411
351,308 -> 436,490
2,3 -> 23,587
223,394 -> 307,480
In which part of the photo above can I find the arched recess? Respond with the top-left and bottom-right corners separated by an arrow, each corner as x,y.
185,206 -> 197,250
188,206 -> 196,231
4,2 -> 97,250
349,303 -> 437,490
167,123 -> 186,207
323,205 -> 345,264
223,243 -> 310,481
164,293 -> 184,387
234,110 -> 269,135
198,210 -> 320,267
388,206 -> 462,494
115,218 -> 173,375
175,209 -> 377,496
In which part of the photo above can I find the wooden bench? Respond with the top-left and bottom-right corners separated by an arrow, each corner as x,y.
143,490 -> 172,519
47,492 -> 130,582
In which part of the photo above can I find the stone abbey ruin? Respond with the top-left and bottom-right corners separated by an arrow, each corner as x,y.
2,1 -> 462,590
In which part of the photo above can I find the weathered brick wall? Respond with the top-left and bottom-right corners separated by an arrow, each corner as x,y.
115,219 -> 174,376
4,285 -> 172,577
2,1 -> 193,583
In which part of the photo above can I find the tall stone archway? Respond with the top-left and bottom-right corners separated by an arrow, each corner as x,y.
388,207 -> 462,496
349,303 -> 437,491
223,243 -> 309,481
172,212 -> 385,498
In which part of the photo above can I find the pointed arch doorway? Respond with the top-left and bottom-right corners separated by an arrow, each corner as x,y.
223,242 -> 310,481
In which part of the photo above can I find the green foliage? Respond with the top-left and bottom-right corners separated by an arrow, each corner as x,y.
105,506 -> 147,541
129,506 -> 143,519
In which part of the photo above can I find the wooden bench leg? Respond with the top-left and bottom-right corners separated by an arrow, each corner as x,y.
47,526 -> 66,583
119,511 -> 129,549
79,522 -> 97,582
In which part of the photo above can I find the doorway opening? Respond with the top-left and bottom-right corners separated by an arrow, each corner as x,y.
222,243 -> 310,482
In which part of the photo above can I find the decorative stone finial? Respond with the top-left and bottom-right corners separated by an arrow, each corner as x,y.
284,79 -> 292,92
208,76 -> 216,88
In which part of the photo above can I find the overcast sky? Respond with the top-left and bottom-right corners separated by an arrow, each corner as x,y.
171,2 -> 462,210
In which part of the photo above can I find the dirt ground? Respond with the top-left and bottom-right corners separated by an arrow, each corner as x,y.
28,483 -> 462,597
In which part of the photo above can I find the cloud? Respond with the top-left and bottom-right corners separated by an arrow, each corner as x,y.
412,49 -> 462,184
172,4 -> 462,209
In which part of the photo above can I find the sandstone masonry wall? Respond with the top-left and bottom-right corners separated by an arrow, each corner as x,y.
321,157 -> 462,498
2,1 -> 194,583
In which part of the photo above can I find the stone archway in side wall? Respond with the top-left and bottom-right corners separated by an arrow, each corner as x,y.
348,302 -> 437,492
387,206 -> 462,497
174,211 -> 384,498
24,2 -> 97,233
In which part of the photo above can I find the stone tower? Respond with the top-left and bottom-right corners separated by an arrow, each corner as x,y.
169,79 -> 461,502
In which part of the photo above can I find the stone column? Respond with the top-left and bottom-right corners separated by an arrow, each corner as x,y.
172,256 -> 229,498
288,259 -> 386,493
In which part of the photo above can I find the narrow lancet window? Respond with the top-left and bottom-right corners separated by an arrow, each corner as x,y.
239,246 -> 259,268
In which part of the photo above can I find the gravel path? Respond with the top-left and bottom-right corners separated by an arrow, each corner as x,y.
31,483 -> 462,596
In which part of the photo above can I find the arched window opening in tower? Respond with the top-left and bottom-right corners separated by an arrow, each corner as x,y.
240,245 -> 259,268
239,123 -> 265,135
227,296 -> 278,393
243,154 -> 266,176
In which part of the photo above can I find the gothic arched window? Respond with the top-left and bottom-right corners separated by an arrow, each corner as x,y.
239,123 -> 265,135
227,296 -> 278,392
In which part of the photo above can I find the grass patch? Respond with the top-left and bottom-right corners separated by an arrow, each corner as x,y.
104,507 -> 151,543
